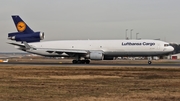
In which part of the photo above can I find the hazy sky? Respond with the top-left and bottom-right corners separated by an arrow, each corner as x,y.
1,0 -> 180,52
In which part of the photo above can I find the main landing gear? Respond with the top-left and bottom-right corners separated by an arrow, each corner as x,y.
72,60 -> 90,64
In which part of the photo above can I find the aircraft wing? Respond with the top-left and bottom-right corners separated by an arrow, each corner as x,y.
8,42 -> 88,55
47,49 -> 88,54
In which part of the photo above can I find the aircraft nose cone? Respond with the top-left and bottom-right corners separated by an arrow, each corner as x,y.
164,46 -> 174,52
169,46 -> 174,52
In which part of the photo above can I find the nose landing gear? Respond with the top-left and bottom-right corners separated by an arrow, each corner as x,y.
148,57 -> 152,65
148,61 -> 152,65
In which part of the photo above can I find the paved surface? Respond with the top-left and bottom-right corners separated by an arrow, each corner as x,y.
0,62 -> 180,67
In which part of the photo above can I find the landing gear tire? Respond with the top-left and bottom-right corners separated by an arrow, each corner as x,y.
72,60 -> 90,64
80,60 -> 85,64
85,60 -> 90,64
148,61 -> 152,65
72,60 -> 78,64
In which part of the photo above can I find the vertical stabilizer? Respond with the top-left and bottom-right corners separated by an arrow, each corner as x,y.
8,15 -> 45,43
12,15 -> 34,33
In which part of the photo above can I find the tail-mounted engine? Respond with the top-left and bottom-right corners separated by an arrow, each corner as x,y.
8,32 -> 45,43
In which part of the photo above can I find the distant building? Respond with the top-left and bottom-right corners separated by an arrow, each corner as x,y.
171,53 -> 180,60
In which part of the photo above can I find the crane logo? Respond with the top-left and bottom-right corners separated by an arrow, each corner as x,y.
17,21 -> 26,32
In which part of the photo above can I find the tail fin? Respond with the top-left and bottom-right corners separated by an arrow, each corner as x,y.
12,15 -> 34,33
8,15 -> 45,43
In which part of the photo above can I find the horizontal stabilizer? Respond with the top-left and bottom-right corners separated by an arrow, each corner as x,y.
7,42 -> 36,50
7,42 -> 25,48
23,41 -> 31,49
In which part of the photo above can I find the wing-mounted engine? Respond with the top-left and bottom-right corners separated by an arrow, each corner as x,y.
8,32 -> 45,43
85,50 -> 104,60
85,51 -> 115,60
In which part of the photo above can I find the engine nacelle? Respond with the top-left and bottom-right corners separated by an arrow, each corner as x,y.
86,51 -> 104,60
8,32 -> 45,43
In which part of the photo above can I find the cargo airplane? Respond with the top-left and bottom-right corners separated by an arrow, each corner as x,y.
8,15 -> 174,64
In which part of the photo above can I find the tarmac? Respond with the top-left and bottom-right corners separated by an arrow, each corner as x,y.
0,58 -> 180,67
1,61 -> 180,67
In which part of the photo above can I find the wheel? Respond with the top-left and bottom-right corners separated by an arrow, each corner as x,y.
85,60 -> 90,64
72,60 -> 78,64
72,60 -> 90,64
80,60 -> 85,64
148,61 -> 152,65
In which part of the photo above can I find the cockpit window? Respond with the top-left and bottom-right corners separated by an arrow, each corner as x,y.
164,44 -> 169,47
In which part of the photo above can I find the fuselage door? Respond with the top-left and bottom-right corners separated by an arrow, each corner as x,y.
157,43 -> 160,50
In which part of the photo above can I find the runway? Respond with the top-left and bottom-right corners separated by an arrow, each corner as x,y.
1,61 -> 180,101
1,62 -> 180,67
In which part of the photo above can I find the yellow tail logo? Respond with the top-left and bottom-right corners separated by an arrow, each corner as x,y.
17,21 -> 26,32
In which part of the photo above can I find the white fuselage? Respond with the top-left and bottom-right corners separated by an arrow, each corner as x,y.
24,39 -> 174,57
